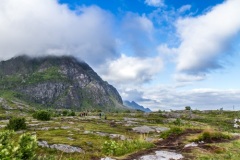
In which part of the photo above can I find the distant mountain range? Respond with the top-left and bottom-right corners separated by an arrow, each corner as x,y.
0,55 -> 128,111
124,100 -> 151,112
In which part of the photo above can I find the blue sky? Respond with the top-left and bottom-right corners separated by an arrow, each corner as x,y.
0,0 -> 240,110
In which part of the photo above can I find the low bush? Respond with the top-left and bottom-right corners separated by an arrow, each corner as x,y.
195,131 -> 231,143
0,130 -> 37,159
6,117 -> 26,131
69,111 -> 76,116
62,110 -> 68,116
160,127 -> 184,139
61,110 -> 76,116
33,110 -> 51,121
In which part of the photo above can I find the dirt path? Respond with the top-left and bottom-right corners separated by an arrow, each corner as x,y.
122,129 -> 202,160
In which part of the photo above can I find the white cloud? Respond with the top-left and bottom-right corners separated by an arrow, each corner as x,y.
157,44 -> 177,55
174,73 -> 205,82
0,0 -> 116,66
176,0 -> 240,74
100,54 -> 163,85
145,0 -> 164,7
178,5 -> 191,13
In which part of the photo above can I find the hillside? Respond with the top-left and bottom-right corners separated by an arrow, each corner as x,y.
0,55 -> 126,111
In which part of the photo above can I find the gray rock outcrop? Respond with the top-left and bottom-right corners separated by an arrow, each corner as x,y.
38,141 -> 83,153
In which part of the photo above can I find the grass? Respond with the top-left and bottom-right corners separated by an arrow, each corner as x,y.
191,140 -> 240,160
160,127 -> 184,139
102,138 -> 154,157
194,130 -> 232,143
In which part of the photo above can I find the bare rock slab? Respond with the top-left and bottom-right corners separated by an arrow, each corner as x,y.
139,150 -> 183,160
132,126 -> 155,133
38,141 -> 83,153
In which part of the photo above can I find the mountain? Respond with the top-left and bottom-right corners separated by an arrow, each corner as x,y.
124,100 -> 151,112
0,55 -> 127,111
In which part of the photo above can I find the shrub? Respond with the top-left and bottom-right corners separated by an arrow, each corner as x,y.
62,110 -> 68,116
61,110 -> 76,116
185,106 -> 191,110
6,117 -> 26,131
33,110 -> 51,121
17,133 -> 37,159
0,130 -> 37,160
173,118 -> 182,126
195,131 -> 231,143
160,127 -> 184,139
69,111 -> 76,116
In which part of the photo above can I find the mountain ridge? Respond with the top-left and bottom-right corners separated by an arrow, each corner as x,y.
0,55 -> 126,111
124,100 -> 151,112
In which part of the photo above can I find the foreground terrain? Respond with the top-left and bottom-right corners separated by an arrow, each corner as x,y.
1,97 -> 240,160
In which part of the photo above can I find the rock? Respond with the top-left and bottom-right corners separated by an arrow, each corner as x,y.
124,118 -> 143,121
61,126 -> 71,130
50,144 -> 83,153
0,120 -> 9,123
83,131 -> 93,134
124,121 -> 138,127
96,132 -> 109,137
38,141 -> 83,153
38,141 -> 49,148
73,128 -> 81,131
40,127 -> 51,131
184,142 -> 198,148
153,127 -> 170,133
234,124 -> 240,128
109,134 -> 126,140
101,157 -> 116,160
231,133 -> 240,136
0,125 -> 6,128
139,150 -> 183,160
234,119 -> 240,128
132,126 -> 155,134
67,137 -> 74,141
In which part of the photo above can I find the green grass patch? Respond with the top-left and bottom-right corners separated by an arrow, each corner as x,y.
102,139 -> 154,157
194,130 -> 232,143
25,67 -> 67,84
160,127 -> 184,139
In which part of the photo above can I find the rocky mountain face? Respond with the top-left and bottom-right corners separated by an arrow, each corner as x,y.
0,55 -> 126,111
124,100 -> 151,112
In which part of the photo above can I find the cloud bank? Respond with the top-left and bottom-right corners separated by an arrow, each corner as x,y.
125,87 -> 240,111
176,0 -> 240,74
101,54 -> 163,85
0,0 -> 116,65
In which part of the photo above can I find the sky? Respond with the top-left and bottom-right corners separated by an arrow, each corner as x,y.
0,0 -> 240,111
